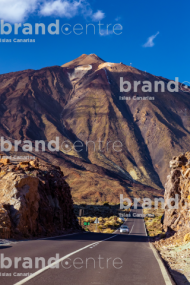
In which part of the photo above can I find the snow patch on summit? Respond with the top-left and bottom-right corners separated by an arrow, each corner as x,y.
98,62 -> 114,69
75,65 -> 92,71
68,65 -> 92,81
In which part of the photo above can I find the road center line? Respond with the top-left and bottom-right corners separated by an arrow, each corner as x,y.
14,234 -> 118,285
129,222 -> 134,234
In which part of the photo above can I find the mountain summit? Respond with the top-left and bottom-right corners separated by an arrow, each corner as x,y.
62,54 -> 105,68
0,54 -> 190,202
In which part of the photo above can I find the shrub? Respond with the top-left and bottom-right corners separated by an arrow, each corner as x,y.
104,223 -> 109,228
83,217 -> 91,223
108,221 -> 116,227
117,218 -> 123,223
91,217 -> 97,222
184,233 -> 190,242
109,216 -> 115,220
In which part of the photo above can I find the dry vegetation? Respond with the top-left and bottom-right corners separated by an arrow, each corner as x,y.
143,203 -> 165,237
78,216 -> 124,233
73,203 -> 130,233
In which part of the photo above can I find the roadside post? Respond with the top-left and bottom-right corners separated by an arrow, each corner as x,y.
94,218 -> 99,232
79,209 -> 84,226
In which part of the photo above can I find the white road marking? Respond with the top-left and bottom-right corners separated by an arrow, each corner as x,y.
90,242 -> 100,248
149,243 -> 173,285
14,234 -> 118,285
129,223 -> 134,234
144,215 -> 173,284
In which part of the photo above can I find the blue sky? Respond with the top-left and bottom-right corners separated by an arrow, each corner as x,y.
0,0 -> 189,84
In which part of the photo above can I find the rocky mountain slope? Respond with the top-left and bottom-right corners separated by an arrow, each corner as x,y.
153,152 -> 190,285
163,152 -> 190,233
0,158 -> 80,238
0,54 -> 190,202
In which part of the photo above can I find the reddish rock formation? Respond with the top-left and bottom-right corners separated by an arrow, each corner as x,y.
0,158 -> 80,238
163,152 -> 190,234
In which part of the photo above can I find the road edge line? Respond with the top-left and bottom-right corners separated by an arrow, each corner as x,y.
144,215 -> 174,284
14,234 -> 118,285
149,243 -> 174,285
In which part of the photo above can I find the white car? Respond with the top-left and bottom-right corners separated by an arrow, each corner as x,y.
120,225 -> 129,234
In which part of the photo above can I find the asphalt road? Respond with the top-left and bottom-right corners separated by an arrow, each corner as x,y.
0,207 -> 174,285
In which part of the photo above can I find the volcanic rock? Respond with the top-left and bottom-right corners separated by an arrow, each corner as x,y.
0,159 -> 80,238
163,152 -> 190,233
